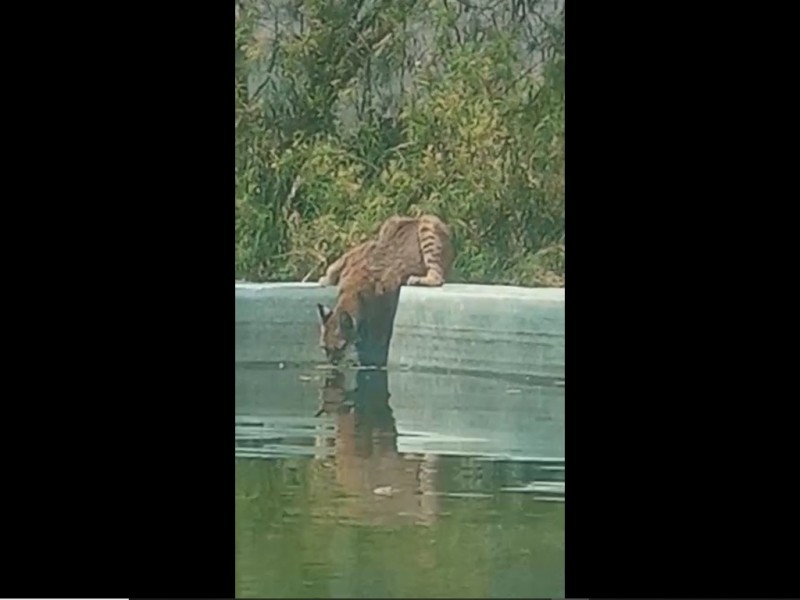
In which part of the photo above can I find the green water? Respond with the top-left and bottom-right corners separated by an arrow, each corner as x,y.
235,364 -> 564,598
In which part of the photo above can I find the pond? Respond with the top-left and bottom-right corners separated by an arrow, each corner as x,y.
235,360 -> 564,598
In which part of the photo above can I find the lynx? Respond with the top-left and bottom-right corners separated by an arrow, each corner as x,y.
316,214 -> 454,366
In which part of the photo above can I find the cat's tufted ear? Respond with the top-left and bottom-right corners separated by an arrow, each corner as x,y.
317,303 -> 333,323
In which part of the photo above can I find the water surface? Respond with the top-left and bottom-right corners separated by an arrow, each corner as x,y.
235,361 -> 564,598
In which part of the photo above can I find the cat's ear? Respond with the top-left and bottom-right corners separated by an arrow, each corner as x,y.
339,311 -> 355,337
317,303 -> 333,323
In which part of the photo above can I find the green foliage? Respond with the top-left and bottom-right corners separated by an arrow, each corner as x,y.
235,0 -> 565,286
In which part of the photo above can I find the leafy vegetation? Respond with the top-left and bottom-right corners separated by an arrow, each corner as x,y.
235,0 -> 564,286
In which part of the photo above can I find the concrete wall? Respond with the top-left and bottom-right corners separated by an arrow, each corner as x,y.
235,282 -> 565,381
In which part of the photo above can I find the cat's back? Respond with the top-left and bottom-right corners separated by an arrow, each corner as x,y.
339,213 -> 452,293
379,214 -> 453,284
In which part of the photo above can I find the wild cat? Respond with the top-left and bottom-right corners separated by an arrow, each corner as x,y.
316,214 -> 455,366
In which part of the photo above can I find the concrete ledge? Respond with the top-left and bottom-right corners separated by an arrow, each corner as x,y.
235,282 -> 565,380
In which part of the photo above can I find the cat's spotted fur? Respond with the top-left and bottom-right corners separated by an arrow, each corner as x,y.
316,214 -> 454,366
319,214 -> 454,288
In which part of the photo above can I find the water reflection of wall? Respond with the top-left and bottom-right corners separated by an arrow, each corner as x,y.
390,369 -> 564,460
236,361 -> 564,463
314,368 -> 440,527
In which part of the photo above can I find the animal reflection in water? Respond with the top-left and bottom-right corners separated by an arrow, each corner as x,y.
314,367 -> 440,527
